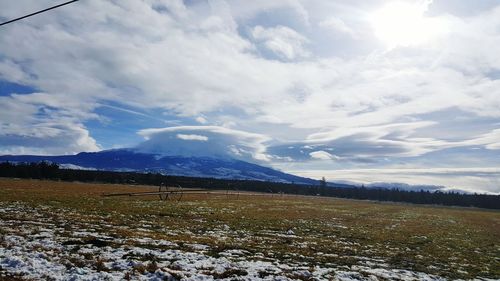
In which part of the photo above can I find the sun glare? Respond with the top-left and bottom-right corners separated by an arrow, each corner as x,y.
370,1 -> 444,48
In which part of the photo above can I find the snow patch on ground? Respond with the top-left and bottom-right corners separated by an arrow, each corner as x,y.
1,202 -> 449,280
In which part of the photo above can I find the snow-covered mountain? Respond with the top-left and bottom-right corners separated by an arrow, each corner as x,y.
0,149 -> 318,185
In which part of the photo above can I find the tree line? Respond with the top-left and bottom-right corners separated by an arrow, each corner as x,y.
0,161 -> 498,209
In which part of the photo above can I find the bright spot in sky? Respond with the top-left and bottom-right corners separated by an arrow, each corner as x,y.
370,0 -> 446,48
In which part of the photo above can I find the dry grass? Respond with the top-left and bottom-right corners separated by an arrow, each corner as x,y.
0,178 -> 499,279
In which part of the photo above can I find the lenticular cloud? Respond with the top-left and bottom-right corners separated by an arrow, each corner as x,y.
136,126 -> 270,162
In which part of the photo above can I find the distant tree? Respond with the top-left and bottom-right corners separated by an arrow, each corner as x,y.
320,177 -> 327,187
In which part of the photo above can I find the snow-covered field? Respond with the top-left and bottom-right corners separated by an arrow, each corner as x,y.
0,202 -> 451,281
1,179 -> 498,281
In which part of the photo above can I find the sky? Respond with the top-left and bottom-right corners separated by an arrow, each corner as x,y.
1,0 -> 499,194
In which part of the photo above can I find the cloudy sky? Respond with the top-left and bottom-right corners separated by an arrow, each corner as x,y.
1,0 -> 500,193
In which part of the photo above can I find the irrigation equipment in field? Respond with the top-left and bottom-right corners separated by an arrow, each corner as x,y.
102,182 -> 197,201
101,182 -> 276,201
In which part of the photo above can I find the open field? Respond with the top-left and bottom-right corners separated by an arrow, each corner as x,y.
0,178 -> 499,280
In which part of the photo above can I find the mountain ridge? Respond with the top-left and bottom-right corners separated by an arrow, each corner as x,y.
1,150 -> 473,193
0,149 -> 318,185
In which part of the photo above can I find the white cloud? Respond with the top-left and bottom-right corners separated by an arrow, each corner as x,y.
251,25 -> 310,60
291,167 -> 500,195
309,150 -> 339,160
463,129 -> 500,149
0,93 -> 99,155
176,134 -> 208,141
305,122 -> 453,158
0,122 -> 99,156
137,126 -> 270,161
319,17 -> 357,38
0,59 -> 31,83
1,0 -> 498,130
195,116 -> 208,124
221,0 -> 309,24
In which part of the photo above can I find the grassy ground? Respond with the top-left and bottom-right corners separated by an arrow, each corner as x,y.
0,178 -> 499,280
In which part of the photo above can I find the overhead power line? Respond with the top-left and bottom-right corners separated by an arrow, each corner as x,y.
0,0 -> 80,27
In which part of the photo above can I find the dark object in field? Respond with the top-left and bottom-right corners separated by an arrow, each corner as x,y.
101,182 -> 277,201
62,238 -> 111,247
102,182 -> 196,201
85,238 -> 112,248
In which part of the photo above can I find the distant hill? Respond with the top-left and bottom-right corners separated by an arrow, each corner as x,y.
366,182 -> 446,192
0,149 -> 318,185
329,180 -> 448,193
